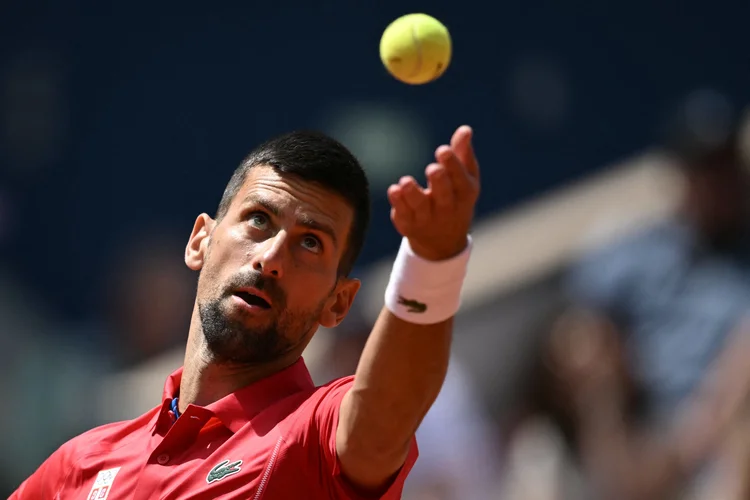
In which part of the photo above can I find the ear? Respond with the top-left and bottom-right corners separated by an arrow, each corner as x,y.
319,278 -> 361,328
185,213 -> 215,271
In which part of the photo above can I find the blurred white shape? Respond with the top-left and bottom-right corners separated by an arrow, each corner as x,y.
683,88 -> 733,147
500,417 -> 588,500
2,48 -> 67,174
319,102 -> 429,189
508,55 -> 568,131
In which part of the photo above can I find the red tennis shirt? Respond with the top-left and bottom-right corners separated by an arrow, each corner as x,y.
10,358 -> 419,499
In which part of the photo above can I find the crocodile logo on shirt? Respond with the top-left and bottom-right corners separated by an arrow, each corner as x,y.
206,459 -> 243,484
397,295 -> 427,313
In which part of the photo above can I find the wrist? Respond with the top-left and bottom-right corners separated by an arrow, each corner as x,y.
407,237 -> 469,262
384,236 -> 473,325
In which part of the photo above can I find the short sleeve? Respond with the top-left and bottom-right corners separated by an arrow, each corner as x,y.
312,376 -> 419,499
9,440 -> 73,499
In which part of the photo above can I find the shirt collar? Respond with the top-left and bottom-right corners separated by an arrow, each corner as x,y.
158,357 -> 315,434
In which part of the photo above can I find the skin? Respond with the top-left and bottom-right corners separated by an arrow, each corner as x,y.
181,125 -> 480,491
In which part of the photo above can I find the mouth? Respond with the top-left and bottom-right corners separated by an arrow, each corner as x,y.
232,288 -> 272,309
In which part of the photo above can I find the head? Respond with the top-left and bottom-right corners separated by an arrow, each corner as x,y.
185,131 -> 370,366
663,98 -> 750,244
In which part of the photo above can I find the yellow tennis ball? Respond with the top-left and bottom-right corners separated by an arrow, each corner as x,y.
379,13 -> 452,85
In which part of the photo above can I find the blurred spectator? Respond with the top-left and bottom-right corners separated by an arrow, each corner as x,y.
564,96 -> 750,498
101,229 -> 194,368
501,308 -> 633,500
307,306 -> 503,500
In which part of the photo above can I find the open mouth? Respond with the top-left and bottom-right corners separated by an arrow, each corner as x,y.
233,290 -> 271,309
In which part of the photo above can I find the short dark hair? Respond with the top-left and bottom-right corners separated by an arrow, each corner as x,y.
216,131 -> 370,276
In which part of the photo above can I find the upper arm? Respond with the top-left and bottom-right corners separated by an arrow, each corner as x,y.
311,377 -> 419,500
9,442 -> 71,499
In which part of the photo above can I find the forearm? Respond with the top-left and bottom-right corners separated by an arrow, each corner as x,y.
671,323 -> 750,472
346,309 -> 451,443
335,236 -> 470,487
576,386 -> 683,500
337,309 -> 451,483
337,234 -> 470,461
586,439 -> 682,500
334,124 -> 479,491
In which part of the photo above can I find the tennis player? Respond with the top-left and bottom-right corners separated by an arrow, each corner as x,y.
11,125 -> 479,499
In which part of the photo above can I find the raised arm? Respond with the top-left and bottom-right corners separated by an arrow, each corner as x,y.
335,125 -> 480,491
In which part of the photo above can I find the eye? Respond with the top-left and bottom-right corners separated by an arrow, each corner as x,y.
248,212 -> 270,231
301,235 -> 322,254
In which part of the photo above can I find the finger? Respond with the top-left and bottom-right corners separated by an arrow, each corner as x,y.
389,206 -> 400,230
398,176 -> 430,224
388,184 -> 414,229
450,125 -> 480,181
425,163 -> 454,209
387,183 -> 414,223
435,145 -> 473,199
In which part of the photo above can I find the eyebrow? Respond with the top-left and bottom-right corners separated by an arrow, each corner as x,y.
243,194 -> 338,249
245,194 -> 281,217
297,214 -> 338,249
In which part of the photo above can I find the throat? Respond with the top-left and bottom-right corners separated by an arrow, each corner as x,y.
178,351 -> 294,410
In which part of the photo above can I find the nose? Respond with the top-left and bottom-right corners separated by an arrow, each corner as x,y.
250,232 -> 286,278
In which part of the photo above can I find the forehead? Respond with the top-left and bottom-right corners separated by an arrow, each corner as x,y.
232,165 -> 353,235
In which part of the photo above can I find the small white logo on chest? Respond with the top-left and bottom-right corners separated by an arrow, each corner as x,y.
86,467 -> 121,500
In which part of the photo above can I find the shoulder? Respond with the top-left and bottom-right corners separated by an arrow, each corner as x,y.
57,406 -> 161,467
311,376 -> 356,406
269,376 -> 356,446
275,377 -> 419,499
282,376 -> 355,430
11,407 -> 160,497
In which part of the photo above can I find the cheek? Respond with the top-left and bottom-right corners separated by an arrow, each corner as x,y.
206,231 -> 250,269
196,264 -> 219,300
282,266 -> 337,307
197,246 -> 232,297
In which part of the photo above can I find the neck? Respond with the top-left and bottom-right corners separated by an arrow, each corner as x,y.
177,309 -> 295,414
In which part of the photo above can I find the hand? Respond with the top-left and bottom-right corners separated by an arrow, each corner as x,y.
549,309 -> 623,395
387,125 -> 480,261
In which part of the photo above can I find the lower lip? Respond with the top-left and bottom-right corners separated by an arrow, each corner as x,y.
230,294 -> 270,313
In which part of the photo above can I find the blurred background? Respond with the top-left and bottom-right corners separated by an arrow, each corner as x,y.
4,0 -> 750,498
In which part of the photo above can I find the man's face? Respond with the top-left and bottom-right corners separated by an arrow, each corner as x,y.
186,166 -> 360,365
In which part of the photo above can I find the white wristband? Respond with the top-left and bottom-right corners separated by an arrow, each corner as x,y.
384,236 -> 473,325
